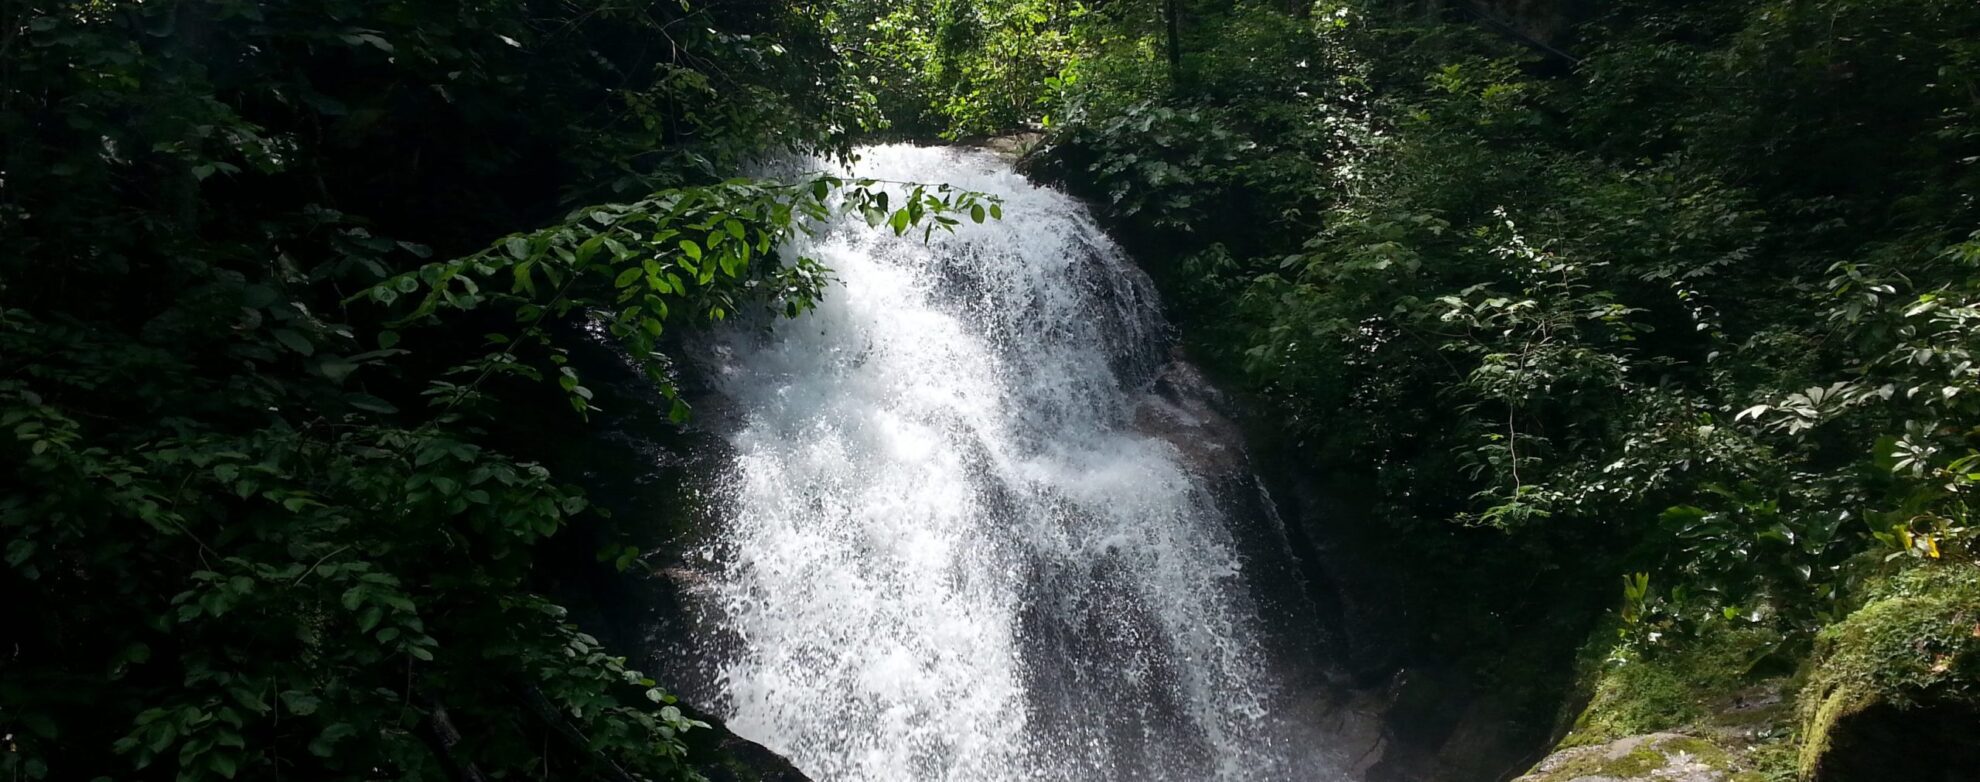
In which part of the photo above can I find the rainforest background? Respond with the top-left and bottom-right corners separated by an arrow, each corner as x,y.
4,0 -> 1978,780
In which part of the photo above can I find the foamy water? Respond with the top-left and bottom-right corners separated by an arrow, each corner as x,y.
687,145 -> 1341,781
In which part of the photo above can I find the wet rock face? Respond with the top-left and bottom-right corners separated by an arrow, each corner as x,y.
696,731 -> 813,782
1243,442 -> 1596,782
1130,351 -> 1404,778
1134,355 -> 1587,782
1514,733 -> 1753,782
1130,355 -> 1251,483
983,131 -> 1045,163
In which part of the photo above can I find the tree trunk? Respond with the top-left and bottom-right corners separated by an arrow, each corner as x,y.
1164,0 -> 1182,88
416,694 -> 490,782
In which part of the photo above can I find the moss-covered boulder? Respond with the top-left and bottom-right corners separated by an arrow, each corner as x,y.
1561,625 -> 1793,748
1521,562 -> 1980,782
1794,563 -> 1980,781
1518,617 -> 1800,781
1513,733 -> 1761,782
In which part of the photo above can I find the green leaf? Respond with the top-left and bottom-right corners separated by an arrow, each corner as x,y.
243,284 -> 278,309
280,692 -> 321,716
309,723 -> 356,757
358,606 -> 383,632
347,394 -> 398,414
272,329 -> 314,356
227,685 -> 269,713
6,539 -> 37,568
680,240 -> 702,261
513,262 -> 537,295
318,355 -> 359,383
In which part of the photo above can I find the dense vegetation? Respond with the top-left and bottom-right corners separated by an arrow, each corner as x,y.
8,0 -> 1979,779
1,2 -> 993,780
879,0 -> 1980,776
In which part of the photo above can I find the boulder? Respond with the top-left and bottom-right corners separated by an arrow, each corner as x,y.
1514,733 -> 1760,782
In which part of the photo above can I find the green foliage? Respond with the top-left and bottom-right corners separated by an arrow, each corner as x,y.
1803,565 -> 1980,709
1032,0 -> 1980,763
1037,0 -> 1980,601
365,177 -> 998,422
1569,620 -> 1787,744
830,0 -> 1084,137
0,1 -> 994,780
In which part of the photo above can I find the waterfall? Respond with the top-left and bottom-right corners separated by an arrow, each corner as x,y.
683,144 -> 1344,782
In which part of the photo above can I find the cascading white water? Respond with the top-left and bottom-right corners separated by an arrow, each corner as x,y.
688,145 -> 1343,781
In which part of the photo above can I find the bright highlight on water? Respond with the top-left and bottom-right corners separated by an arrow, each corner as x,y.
685,145 -> 1344,781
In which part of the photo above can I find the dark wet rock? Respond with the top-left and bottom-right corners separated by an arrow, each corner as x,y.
1230,407 -> 1600,782
1131,354 -> 1250,482
1127,346 -> 1579,782
530,327 -> 799,782
691,723 -> 813,782
985,131 -> 1045,162
1805,699 -> 1980,782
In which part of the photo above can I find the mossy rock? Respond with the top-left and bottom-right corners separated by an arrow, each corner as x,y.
1531,617 -> 1803,781
1530,564 -> 1980,782
1795,563 -> 1980,780
1561,622 -> 1789,748
1515,733 -> 1746,782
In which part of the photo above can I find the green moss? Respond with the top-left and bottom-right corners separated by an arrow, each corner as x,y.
1711,697 -> 1791,728
1565,623 -> 1785,745
1795,685 -> 1871,780
1536,564 -> 1979,782
1523,734 -> 1748,782
1524,744 -> 1630,782
1736,737 -> 1801,782
1527,751 -> 1603,781
1796,563 -> 1980,778
1660,735 -> 1733,767
1601,745 -> 1670,776
1574,665 -> 1696,742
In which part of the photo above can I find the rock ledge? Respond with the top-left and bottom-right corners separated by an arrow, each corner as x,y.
1514,732 -> 1763,782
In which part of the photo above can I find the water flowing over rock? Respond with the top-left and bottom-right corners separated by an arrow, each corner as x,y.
661,144 -> 1356,782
